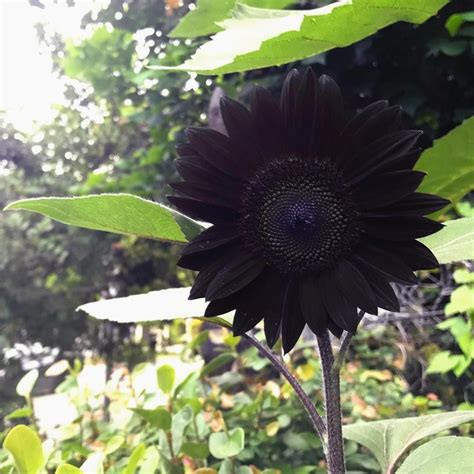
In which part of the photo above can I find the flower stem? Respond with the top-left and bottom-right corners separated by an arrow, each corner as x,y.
317,331 -> 345,474
242,332 -> 327,445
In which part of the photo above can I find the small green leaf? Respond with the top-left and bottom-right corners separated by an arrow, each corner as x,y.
16,369 -> 39,399
80,453 -> 104,474
170,0 -> 295,38
342,411 -> 474,472
171,405 -> 194,454
55,465 -> 84,474
5,407 -> 33,420
5,194 -> 203,243
3,425 -> 45,474
161,0 -> 448,74
416,117 -> 474,208
453,269 -> 474,284
104,435 -> 124,455
209,427 -> 245,459
78,287 -> 235,326
446,11 -> 474,36
420,218 -> 474,264
123,443 -> 146,474
200,353 -> 235,377
426,351 -> 462,374
181,441 -> 210,459
137,447 -> 160,474
157,365 -> 175,394
397,436 -> 474,473
132,407 -> 172,430
446,285 -> 474,315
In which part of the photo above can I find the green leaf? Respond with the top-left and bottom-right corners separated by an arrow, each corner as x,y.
5,407 -> 33,420
16,369 -> 39,399
397,436 -> 474,473
123,444 -> 146,474
104,435 -> 124,455
419,218 -> 474,264
171,405 -> 194,454
161,0 -> 448,74
446,11 -> 474,36
4,194 -> 203,243
80,453 -> 104,474
55,465 -> 84,474
137,447 -> 160,474
181,441 -> 210,459
3,425 -> 45,474
416,117 -> 474,208
342,411 -> 474,472
453,269 -> 474,284
157,365 -> 175,394
132,408 -> 172,430
170,0 -> 295,38
200,353 -> 235,377
209,427 -> 245,459
446,285 -> 474,315
426,351 -> 462,374
77,287 -> 234,325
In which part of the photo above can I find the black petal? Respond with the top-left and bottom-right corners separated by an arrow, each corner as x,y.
181,224 -> 239,257
354,244 -> 418,285
205,250 -> 265,300
334,259 -> 378,315
356,171 -> 426,210
281,282 -> 306,354
168,196 -> 239,224
169,181 -> 239,209
376,240 -> 439,271
377,193 -> 450,216
363,215 -> 444,240
299,274 -> 328,336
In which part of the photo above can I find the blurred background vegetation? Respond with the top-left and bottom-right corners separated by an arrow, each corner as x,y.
0,0 -> 472,472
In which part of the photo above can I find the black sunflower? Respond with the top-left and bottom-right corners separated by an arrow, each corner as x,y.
168,68 -> 448,353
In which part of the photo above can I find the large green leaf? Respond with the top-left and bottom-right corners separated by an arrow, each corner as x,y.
419,218 -> 474,264
132,408 -> 172,430
77,287 -> 234,327
416,117 -> 474,207
4,194 -> 203,243
342,411 -> 474,473
170,0 -> 295,38
3,425 -> 45,474
161,0 -> 448,74
397,436 -> 474,473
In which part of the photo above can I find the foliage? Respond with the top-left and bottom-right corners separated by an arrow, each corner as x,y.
164,0 -> 449,74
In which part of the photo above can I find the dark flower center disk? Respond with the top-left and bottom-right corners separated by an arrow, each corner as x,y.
240,157 -> 362,274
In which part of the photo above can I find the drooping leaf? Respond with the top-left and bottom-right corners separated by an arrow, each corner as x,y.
209,427 -> 245,459
416,117 -> 474,207
342,411 -> 474,472
77,287 -> 234,327
132,408 -> 172,430
157,365 -> 176,394
4,194 -> 203,243
397,436 -> 474,473
170,0 -> 295,38
445,11 -> 474,36
3,425 -> 45,474
160,0 -> 448,74
419,217 -> 474,264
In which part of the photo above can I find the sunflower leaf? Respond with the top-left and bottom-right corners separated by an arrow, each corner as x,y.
170,0 -> 295,38
158,0 -> 448,74
416,116 -> 474,208
4,194 -> 203,243
342,411 -> 474,473
77,287 -> 234,326
419,217 -> 474,264
397,436 -> 474,474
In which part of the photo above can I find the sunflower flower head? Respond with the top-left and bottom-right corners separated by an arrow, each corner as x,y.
168,68 -> 448,353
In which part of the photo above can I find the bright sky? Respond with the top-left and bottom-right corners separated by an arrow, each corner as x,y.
0,0 -> 108,133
